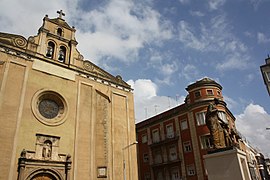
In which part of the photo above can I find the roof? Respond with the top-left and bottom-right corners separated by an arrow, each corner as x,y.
186,77 -> 222,91
47,17 -> 75,31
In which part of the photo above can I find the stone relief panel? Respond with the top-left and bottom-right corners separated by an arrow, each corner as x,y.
35,134 -> 60,161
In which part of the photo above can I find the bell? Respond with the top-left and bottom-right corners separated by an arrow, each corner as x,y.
46,48 -> 53,57
58,53 -> 64,61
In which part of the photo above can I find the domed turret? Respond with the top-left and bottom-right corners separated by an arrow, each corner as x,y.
185,77 -> 223,104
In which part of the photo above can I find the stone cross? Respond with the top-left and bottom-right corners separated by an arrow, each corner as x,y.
57,10 -> 65,19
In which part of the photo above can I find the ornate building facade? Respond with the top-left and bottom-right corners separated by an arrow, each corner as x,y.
0,12 -> 138,180
260,56 -> 270,96
136,78 -> 239,180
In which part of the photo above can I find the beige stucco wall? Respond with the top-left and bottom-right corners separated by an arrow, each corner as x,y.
0,51 -> 138,180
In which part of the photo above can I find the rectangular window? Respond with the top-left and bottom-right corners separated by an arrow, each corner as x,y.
152,129 -> 160,143
154,149 -> 162,164
266,71 -> 270,82
194,91 -> 201,98
171,167 -> 180,180
143,153 -> 149,163
206,89 -> 214,95
200,135 -> 213,149
156,171 -> 163,180
166,124 -> 174,138
196,112 -> 206,126
217,90 -> 221,96
187,164 -> 196,176
144,173 -> 151,180
183,141 -> 192,152
218,111 -> 228,124
169,145 -> 177,161
180,120 -> 188,130
142,134 -> 148,143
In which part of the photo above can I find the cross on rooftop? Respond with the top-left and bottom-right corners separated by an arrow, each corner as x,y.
57,10 -> 65,19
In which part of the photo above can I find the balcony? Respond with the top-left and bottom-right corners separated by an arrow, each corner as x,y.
150,157 -> 181,168
149,132 -> 179,148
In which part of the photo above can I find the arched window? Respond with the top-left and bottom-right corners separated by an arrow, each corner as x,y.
58,46 -> 66,62
57,28 -> 63,36
46,41 -> 55,58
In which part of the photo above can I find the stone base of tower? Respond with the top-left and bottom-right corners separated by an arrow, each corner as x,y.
203,147 -> 251,180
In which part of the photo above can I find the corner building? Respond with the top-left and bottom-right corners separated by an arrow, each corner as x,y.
0,12 -> 138,180
136,78 -> 237,180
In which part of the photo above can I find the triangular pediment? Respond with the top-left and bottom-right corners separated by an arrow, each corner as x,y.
48,18 -> 74,31
82,60 -> 131,88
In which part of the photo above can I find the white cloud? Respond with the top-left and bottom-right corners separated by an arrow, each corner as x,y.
148,50 -> 179,85
223,95 -> 239,110
189,10 -> 205,17
178,15 -> 252,71
127,79 -> 157,100
180,64 -> 200,80
236,104 -> 270,156
0,0 -> 70,36
128,79 -> 185,122
249,0 -> 268,10
179,0 -> 190,4
216,53 -> 252,71
0,0 -> 173,66
208,0 -> 226,10
257,32 -> 270,44
73,0 -> 173,64
178,21 -> 206,51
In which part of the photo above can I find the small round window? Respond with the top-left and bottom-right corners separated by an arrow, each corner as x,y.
32,90 -> 68,126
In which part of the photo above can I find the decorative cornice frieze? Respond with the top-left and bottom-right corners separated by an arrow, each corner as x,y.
0,46 -> 32,61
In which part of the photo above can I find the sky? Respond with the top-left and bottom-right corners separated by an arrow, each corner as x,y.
0,0 -> 270,156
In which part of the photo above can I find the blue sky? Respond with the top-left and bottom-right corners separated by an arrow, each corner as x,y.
0,0 -> 270,155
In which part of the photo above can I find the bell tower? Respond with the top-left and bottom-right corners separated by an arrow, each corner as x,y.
28,10 -> 80,65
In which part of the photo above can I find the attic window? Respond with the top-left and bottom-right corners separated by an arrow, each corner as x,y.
194,91 -> 201,98
57,28 -> 63,36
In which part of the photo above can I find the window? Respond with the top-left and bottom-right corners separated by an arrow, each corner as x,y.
57,28 -> 63,36
144,173 -> 151,180
142,134 -> 148,143
194,91 -> 201,98
180,120 -> 188,130
183,141 -> 192,152
166,124 -> 174,138
200,135 -> 213,149
58,46 -> 66,62
154,149 -> 162,164
217,90 -> 221,96
46,41 -> 55,58
266,71 -> 270,82
218,111 -> 228,124
186,164 -> 196,176
156,171 -> 163,180
196,112 -> 206,126
206,89 -> 214,95
152,129 -> 160,143
169,146 -> 177,161
143,153 -> 149,163
171,167 -> 180,180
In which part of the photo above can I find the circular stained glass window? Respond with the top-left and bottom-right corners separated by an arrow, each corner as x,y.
32,90 -> 68,126
38,99 -> 60,119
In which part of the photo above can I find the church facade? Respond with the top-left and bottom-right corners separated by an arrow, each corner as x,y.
0,12 -> 138,180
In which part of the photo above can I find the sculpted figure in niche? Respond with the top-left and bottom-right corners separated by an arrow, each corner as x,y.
42,140 -> 52,159
205,98 -> 227,149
